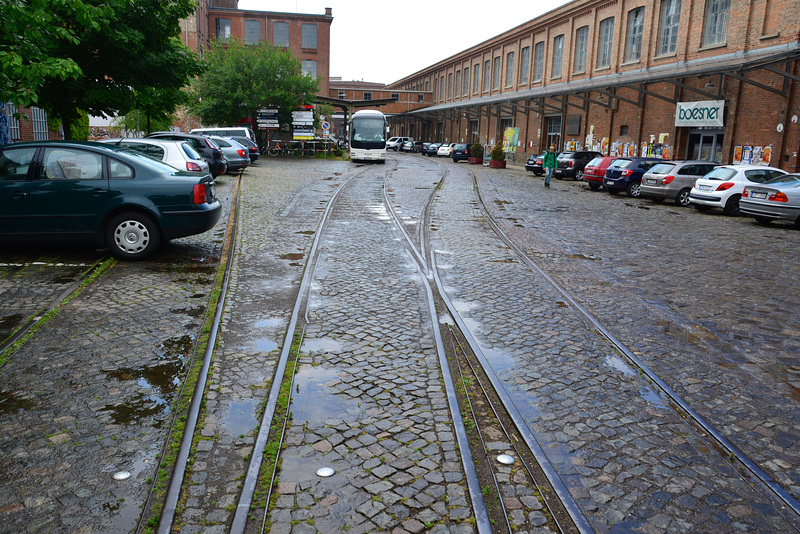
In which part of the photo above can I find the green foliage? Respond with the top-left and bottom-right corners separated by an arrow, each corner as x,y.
469,141 -> 483,158
29,0 -> 200,138
188,38 -> 320,129
69,110 -> 89,140
490,140 -> 505,161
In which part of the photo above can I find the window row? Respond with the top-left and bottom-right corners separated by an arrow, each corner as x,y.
214,18 -> 318,48
430,0 -> 730,102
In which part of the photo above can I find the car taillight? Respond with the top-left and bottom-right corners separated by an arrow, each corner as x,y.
568,161 -> 574,167
250,146 -> 258,152
621,170 -> 634,176
187,161 -> 202,172
769,191 -> 788,202
742,189 -> 749,197
237,149 -> 247,158
192,183 -> 207,204
661,175 -> 675,185
715,182 -> 735,191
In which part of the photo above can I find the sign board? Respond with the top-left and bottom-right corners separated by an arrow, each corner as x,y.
675,100 -> 724,127
293,126 -> 315,140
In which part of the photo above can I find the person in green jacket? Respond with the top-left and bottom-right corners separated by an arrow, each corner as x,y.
542,144 -> 557,188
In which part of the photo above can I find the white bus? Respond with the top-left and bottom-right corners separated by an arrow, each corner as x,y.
349,110 -> 388,163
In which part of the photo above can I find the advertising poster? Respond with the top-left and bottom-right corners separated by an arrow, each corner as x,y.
733,146 -> 743,164
742,146 -> 753,164
503,127 -> 520,153
761,145 -> 773,165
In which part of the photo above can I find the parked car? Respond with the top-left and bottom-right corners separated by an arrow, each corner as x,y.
230,136 -> 260,163
0,141 -> 221,260
208,135 -> 249,173
386,137 -> 412,151
400,140 -> 415,152
525,153 -> 547,175
146,131 -> 227,178
740,173 -> 800,227
553,150 -> 604,180
409,141 -> 424,153
582,156 -> 618,190
98,138 -> 210,174
689,164 -> 788,216
451,143 -> 471,162
422,143 -> 442,156
190,126 -> 256,142
639,160 -> 719,206
437,143 -> 456,157
603,157 -> 664,197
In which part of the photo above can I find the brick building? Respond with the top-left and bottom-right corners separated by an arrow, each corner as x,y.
377,0 -> 800,171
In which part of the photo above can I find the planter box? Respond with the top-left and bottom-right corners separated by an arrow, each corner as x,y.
468,157 -> 483,165
489,160 -> 506,168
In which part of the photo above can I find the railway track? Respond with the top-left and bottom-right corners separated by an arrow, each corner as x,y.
3,154 -> 799,533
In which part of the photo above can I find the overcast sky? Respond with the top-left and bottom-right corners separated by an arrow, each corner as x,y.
236,0 -> 565,84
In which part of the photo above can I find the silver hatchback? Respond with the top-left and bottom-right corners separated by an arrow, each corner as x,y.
639,160 -> 719,206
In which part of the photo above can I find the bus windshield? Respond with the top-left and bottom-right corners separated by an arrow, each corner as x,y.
351,118 -> 386,149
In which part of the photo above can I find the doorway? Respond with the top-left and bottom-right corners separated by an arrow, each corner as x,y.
687,130 -> 724,162
546,115 -> 562,150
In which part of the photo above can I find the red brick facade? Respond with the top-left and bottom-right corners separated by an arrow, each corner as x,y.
379,0 -> 800,171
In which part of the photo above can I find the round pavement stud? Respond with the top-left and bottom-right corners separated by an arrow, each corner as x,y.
497,454 -> 515,465
113,471 -> 131,481
316,467 -> 334,478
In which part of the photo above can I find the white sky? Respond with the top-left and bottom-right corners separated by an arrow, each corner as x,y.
236,0 -> 565,84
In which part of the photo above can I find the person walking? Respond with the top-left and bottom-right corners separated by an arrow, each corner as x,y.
542,144 -> 557,188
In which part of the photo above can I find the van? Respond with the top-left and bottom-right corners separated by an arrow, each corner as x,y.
386,137 -> 412,151
190,127 -> 256,142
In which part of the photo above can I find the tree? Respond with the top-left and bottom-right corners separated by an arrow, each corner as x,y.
0,0 -> 110,108
188,38 -> 320,134
34,0 -> 200,138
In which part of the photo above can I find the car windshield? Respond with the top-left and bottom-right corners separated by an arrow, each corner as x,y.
703,168 -> 737,181
586,157 -> 603,167
648,163 -> 676,174
608,159 -> 630,169
763,174 -> 800,186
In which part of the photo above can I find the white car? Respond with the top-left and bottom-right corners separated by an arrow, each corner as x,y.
688,164 -> 787,216
99,138 -> 210,173
437,143 -> 455,157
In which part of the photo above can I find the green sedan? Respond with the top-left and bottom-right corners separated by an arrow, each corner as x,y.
0,141 -> 222,260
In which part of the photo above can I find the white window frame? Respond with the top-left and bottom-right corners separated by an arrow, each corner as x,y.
702,0 -> 731,47
624,7 -> 645,63
552,35 -> 564,78
597,17 -> 615,68
657,0 -> 682,56
574,26 -> 589,73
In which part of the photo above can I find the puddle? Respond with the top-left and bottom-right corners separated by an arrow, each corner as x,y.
603,355 -> 636,376
482,347 -> 517,373
291,366 -> 354,423
279,253 -> 304,261
567,254 -> 600,261
0,389 -> 37,414
101,335 -> 193,425
219,400 -> 259,436
255,318 -> 283,328
170,306 -> 205,318
657,320 -> 705,345
603,355 -> 668,408
302,337 -> 343,353
253,337 -> 279,352
0,313 -> 24,338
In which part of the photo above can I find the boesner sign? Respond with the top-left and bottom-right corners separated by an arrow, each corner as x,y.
675,100 -> 725,127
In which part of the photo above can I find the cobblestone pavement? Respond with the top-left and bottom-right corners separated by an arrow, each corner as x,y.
1,152 -> 799,534
0,186 -> 232,533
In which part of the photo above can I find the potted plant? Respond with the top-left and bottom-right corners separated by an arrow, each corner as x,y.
468,141 -> 484,165
489,139 -> 506,168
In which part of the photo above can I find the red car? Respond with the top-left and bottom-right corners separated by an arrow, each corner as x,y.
583,156 -> 618,190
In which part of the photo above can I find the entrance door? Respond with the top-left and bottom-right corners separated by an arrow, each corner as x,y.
546,116 -> 562,150
687,130 -> 724,162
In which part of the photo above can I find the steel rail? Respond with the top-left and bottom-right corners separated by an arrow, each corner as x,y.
230,169 -> 365,532
426,177 -> 595,534
470,172 -> 800,529
382,168 -> 492,533
156,171 -> 244,534
448,325 -> 569,534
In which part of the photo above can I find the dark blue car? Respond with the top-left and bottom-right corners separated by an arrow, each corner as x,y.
603,157 -> 664,197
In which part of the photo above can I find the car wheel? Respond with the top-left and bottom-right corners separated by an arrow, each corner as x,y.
106,212 -> 161,261
675,188 -> 692,207
694,204 -> 712,212
575,170 -> 583,181
588,183 -> 601,191
753,216 -> 773,225
650,197 -> 665,204
723,194 -> 741,216
627,182 -> 641,197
